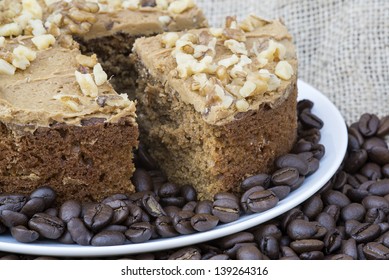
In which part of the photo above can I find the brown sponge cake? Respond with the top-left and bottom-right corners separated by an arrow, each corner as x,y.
133,16 -> 298,200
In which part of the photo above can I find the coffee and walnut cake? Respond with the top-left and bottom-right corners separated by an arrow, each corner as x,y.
133,15 -> 298,200
0,0 -> 205,202
1,0 -> 298,203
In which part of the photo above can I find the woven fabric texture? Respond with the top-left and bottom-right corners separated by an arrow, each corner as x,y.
196,0 -> 389,124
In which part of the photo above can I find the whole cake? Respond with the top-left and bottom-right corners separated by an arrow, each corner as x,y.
0,0 -> 206,202
133,15 -> 298,200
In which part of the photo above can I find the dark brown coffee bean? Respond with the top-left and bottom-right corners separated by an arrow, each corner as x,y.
344,149 -> 368,173
362,195 -> 389,212
360,162 -> 382,180
359,113 -> 380,137
243,189 -> 279,213
236,245 -> 264,260
290,176 -> 306,192
44,208 -> 58,216
322,190 -> 351,208
303,154 -> 320,175
10,225 -> 39,243
377,115 -> 389,137
59,200 -> 81,223
163,205 -> 181,218
280,246 -> 299,259
290,239 -> 324,254
341,203 -> 366,222
363,242 -> 389,260
91,231 -> 126,246
102,224 -> 127,233
67,217 -> 93,245
142,193 -> 166,217
155,216 -> 178,238
172,211 -> 195,234
158,182 -> 180,198
347,188 -> 370,203
297,99 -> 314,113
57,230 -> 75,244
83,203 -> 113,232
275,154 -> 309,175
369,179 -> 389,196
19,197 -> 45,218
182,201 -> 197,212
29,186 -> 56,208
299,250 -> 324,260
168,247 -> 201,260
292,139 -> 315,154
281,208 -> 307,231
212,197 -> 240,223
341,238 -> 358,259
180,185 -> 197,202
287,219 -> 327,240
217,232 -> 254,250
368,147 -> 389,166
323,204 -> 341,222
300,111 -> 324,129
208,254 -> 230,260
254,223 -> 283,241
316,212 -> 336,231
349,222 -> 381,243
240,174 -> 271,190
0,195 -> 27,212
327,254 -> 354,260
0,210 -> 28,227
300,128 -> 321,144
348,126 -> 365,148
259,235 -> 279,259
104,200 -> 129,225
124,203 -> 142,226
136,143 -> 158,170
364,208 -> 386,224
125,222 -> 152,243
302,195 -> 323,219
191,213 -> 219,232
28,213 -> 65,239
348,133 -> 361,150
131,168 -> 153,192
271,167 -> 300,186
267,186 -> 290,200
324,228 -> 342,254
102,194 -> 129,204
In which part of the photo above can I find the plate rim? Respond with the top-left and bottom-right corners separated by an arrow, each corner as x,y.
0,79 -> 348,257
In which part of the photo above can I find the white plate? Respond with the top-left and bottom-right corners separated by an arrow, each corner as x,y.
0,80 -> 348,257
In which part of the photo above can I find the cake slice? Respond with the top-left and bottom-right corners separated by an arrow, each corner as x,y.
133,15 -> 298,200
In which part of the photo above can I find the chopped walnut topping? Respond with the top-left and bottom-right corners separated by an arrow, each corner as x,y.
217,54 -> 239,68
156,0 -> 169,9
0,58 -> 16,75
22,0 -> 43,20
0,23 -> 23,37
0,37 -> 6,48
76,53 -> 98,68
275,60 -> 293,80
75,70 -> 98,97
191,73 -> 208,91
209,28 -> 223,38
161,32 -> 179,48
104,94 -> 132,107
224,39 -> 248,55
53,94 -> 83,112
122,0 -> 140,10
239,14 -> 267,32
13,45 -> 37,61
93,63 -> 108,85
257,39 -> 286,65
29,19 -> 47,36
168,0 -> 194,14
158,15 -> 172,27
235,99 -> 250,112
31,34 -> 56,50
259,69 -> 281,91
12,55 -> 30,70
239,80 -> 257,98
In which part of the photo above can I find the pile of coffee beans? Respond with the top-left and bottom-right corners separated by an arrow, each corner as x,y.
1,106 -> 389,260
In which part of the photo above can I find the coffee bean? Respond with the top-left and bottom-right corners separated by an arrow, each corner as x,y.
57,230 -> 75,244
172,211 -> 195,234
180,185 -> 197,202
212,197 -> 240,223
0,210 -> 28,227
182,201 -> 197,212
259,235 -> 279,259
275,154 -> 309,175
158,182 -> 180,198
299,251 -> 324,260
267,186 -> 290,200
358,113 -> 380,137
59,201 -> 81,224
83,203 -> 113,232
163,205 -> 181,218
142,193 -> 166,217
360,162 -> 382,180
217,232 -> 254,250
124,203 -> 142,226
368,147 -> 389,166
344,149 -> 368,173
280,246 -> 300,260
195,200 -> 213,214
362,196 -> 389,212
327,254 -> 354,260
290,176 -> 306,191
363,242 -> 389,260
67,217 -> 93,245
377,116 -> 389,137
297,99 -> 314,113
168,247 -> 201,260
368,179 -> 389,196
341,203 -> 366,222
20,197 -> 45,218
242,189 -> 279,214
155,216 -> 178,238
323,204 -> 341,222
316,212 -> 336,231
131,168 -> 153,192
287,219 -> 327,240
299,128 -> 321,144
300,111 -> 324,129
292,139 -> 315,154
191,213 -> 219,232
240,174 -> 271,190
0,195 -> 27,212
91,231 -> 126,246
104,200 -> 129,225
254,224 -> 283,241
125,222 -> 152,243
302,195 -> 323,219
271,167 -> 300,186
324,228 -> 342,254
290,239 -> 324,254
44,208 -> 58,216
348,127 -> 365,148
136,143 -> 158,170
281,208 -> 307,231
364,208 -> 386,224
208,254 -> 230,260
10,225 -> 39,243
29,186 -> 56,208
349,222 -> 381,243
28,213 -> 65,239
236,245 -> 264,260
341,238 -> 358,259
322,190 -> 351,208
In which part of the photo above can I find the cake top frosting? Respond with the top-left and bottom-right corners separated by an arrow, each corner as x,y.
133,15 -> 297,126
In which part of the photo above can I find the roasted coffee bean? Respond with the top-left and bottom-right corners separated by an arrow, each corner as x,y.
240,186 -> 264,213
131,168 -> 153,192
332,171 -> 348,190
362,195 -> 389,212
360,162 -> 382,180
327,254 -> 354,260
347,188 -> 370,203
217,232 -> 254,250
368,179 -> 389,196
377,116 -> 389,137
368,147 -> 389,166
344,149 -> 368,173
161,196 -> 193,209
180,185 -> 197,202
168,247 -> 201,260
348,133 -> 362,150
91,231 -> 126,246
259,235 -> 279,259
28,213 -> 65,239
0,210 -> 28,227
83,203 -> 113,232
0,222 -> 7,234
275,154 -> 309,175
124,203 -> 143,226
324,228 -> 342,254
290,239 -> 324,254
158,182 -> 180,198
102,194 -> 129,204
182,201 -> 197,213
57,230 -> 74,244
254,223 -> 283,241
271,167 -> 300,186
299,251 -> 324,260
362,242 -> 389,260
242,189 -> 278,213
323,204 -> 341,222
195,200 -> 213,214
191,213 -> 219,232
136,143 -> 158,170
300,110 -> 324,129
173,211 -> 195,234
20,197 -> 45,218
67,217 -> 93,245
102,224 -> 127,233
214,192 -> 240,204
322,190 -> 351,208
297,99 -> 314,113
142,193 -> 166,217
358,113 -> 380,137
289,176 -> 305,192
104,200 -> 129,225
208,254 -> 230,260
236,245 -> 264,260
281,208 -> 307,231
287,219 -> 327,240
358,244 -> 367,260
29,186 -> 56,208
363,137 -> 387,150
280,246 -> 299,260
155,216 -> 178,238
341,203 -> 366,222
348,127 -> 365,148
212,197 -> 240,223
300,128 -> 321,144
341,238 -> 358,259
45,208 -> 58,216
292,139 -> 315,154
303,154 -> 320,175
364,208 -> 386,224
316,212 -> 336,231
164,205 -> 181,218
10,225 -> 39,243
302,195 -> 323,219
348,222 -> 381,243
240,173 -> 271,190
125,222 -> 152,243
0,195 -> 27,212
267,186 -> 290,200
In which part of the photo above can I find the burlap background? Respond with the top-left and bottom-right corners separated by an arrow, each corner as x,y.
197,0 -> 389,124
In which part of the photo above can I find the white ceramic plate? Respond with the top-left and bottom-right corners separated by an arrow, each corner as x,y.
0,80 -> 348,257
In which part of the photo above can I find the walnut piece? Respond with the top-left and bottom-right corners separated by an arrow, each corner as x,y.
0,58 -> 16,75
93,63 -> 108,86
31,34 -> 56,50
75,70 -> 98,97
168,0 -> 194,14
275,60 -> 293,80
